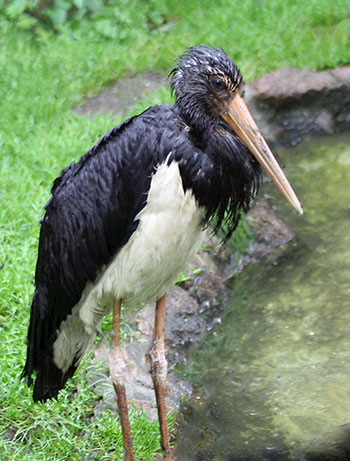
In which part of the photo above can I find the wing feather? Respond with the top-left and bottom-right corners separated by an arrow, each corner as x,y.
23,109 -> 166,389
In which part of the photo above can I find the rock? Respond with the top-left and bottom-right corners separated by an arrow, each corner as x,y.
218,201 -> 295,282
245,66 -> 350,146
245,200 -> 294,258
129,278 -> 227,368
250,67 -> 349,105
86,328 -> 192,421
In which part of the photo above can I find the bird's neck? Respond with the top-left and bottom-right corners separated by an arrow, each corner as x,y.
172,112 -> 261,241
176,97 -> 220,137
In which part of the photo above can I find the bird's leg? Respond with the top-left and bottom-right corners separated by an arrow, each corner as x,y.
149,293 -> 171,455
108,298 -> 134,461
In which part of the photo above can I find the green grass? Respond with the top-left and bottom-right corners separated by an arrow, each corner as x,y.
1,0 -> 349,458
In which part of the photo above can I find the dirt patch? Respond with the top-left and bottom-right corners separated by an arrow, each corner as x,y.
74,71 -> 167,117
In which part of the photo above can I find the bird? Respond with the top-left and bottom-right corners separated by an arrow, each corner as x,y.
22,45 -> 302,459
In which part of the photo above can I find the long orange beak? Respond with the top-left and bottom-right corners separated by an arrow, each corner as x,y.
221,93 -> 303,214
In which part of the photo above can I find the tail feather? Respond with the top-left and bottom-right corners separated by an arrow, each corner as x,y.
32,348 -> 78,402
23,293 -> 81,402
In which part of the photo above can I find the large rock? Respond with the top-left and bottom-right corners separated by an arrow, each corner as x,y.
245,66 -> 350,146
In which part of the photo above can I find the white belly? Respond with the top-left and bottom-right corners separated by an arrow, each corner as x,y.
53,160 -> 204,372
91,159 -> 204,311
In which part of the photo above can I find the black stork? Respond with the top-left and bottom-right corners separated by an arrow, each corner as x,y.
23,45 -> 302,459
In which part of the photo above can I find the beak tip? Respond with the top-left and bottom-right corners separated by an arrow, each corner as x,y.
295,203 -> 303,215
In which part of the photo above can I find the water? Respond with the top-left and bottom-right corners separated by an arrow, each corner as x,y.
176,135 -> 350,460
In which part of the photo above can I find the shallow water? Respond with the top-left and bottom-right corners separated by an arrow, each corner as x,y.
176,135 -> 350,460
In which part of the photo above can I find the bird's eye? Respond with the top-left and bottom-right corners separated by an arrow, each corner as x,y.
211,78 -> 225,90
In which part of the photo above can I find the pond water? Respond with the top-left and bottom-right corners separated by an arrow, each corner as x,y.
176,134 -> 350,460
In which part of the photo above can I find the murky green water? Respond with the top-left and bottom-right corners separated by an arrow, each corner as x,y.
176,135 -> 350,460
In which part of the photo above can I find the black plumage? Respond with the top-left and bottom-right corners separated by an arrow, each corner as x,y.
23,45 -> 263,402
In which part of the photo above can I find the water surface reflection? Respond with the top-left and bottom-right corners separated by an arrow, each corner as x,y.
176,135 -> 350,460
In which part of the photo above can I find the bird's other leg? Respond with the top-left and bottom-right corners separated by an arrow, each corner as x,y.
149,293 -> 171,456
108,298 -> 134,461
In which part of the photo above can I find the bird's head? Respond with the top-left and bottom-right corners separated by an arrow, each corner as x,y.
170,45 -> 303,215
170,45 -> 242,125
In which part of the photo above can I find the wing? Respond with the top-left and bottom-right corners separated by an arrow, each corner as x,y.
23,106 -> 177,399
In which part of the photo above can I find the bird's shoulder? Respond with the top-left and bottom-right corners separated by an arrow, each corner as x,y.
50,105 -> 177,196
